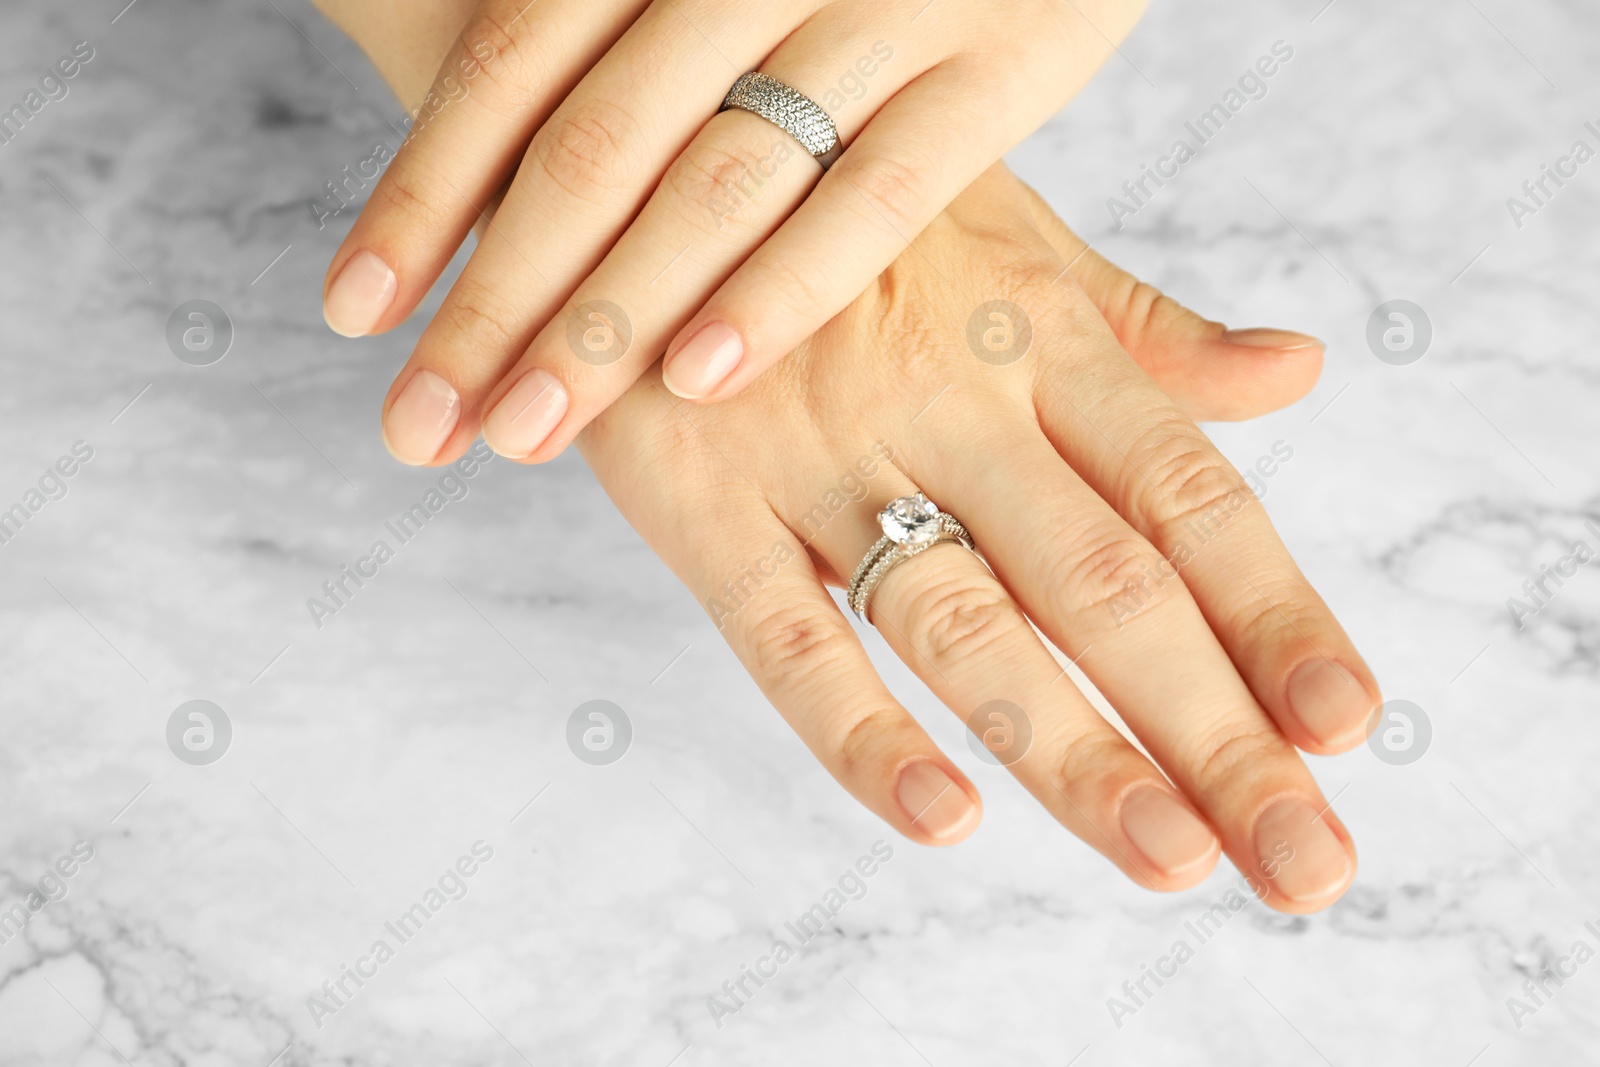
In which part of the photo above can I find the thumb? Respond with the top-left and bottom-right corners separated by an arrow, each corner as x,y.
1015,178 -> 1324,422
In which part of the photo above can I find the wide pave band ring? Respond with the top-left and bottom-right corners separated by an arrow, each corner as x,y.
719,71 -> 844,170
847,494 -> 981,622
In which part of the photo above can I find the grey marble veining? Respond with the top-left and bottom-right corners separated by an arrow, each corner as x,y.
0,0 -> 1596,1064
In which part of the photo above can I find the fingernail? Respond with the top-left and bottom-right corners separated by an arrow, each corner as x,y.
383,370 -> 460,466
1287,659 -> 1374,748
1119,786 -> 1217,877
896,761 -> 977,841
663,323 -> 743,400
482,369 -> 568,459
324,250 -> 398,337
1222,327 -> 1322,350
1253,796 -> 1353,903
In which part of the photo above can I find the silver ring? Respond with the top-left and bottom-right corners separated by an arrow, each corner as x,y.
847,493 -> 981,622
719,71 -> 844,170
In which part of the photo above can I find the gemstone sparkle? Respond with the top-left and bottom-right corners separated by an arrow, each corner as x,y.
878,494 -> 941,546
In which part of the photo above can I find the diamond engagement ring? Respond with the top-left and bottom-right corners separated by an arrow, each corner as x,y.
847,494 -> 980,622
719,72 -> 844,170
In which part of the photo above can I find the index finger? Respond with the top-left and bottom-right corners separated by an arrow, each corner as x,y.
321,0 -> 642,338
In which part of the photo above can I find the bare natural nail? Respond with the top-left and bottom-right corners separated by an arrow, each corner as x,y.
896,761 -> 977,841
1287,658 -> 1374,748
382,369 -> 460,466
1223,327 -> 1323,350
482,369 -> 569,459
663,323 -> 743,400
1254,796 -> 1353,903
1119,786 -> 1217,877
324,250 -> 398,338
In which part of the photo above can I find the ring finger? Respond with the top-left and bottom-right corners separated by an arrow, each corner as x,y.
799,471 -> 1222,891
578,408 -> 982,845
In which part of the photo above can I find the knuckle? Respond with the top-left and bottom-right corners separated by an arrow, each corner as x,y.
464,11 -> 548,104
1232,581 -> 1324,656
436,282 -> 522,354
745,603 -> 854,687
373,166 -> 453,232
1053,730 -> 1134,804
1231,589 -> 1289,649
667,139 -> 782,236
467,10 -> 522,66
836,153 -> 928,231
1073,267 -> 1222,378
1191,724 -> 1285,795
834,706 -> 906,778
529,102 -> 639,202
1132,425 -> 1253,536
1000,254 -> 1071,302
1112,278 -> 1186,349
1048,526 -> 1169,620
1010,261 -> 1106,350
903,575 -> 1019,664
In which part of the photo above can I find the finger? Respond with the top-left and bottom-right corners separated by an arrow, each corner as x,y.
1003,170 -> 1325,421
799,474 -> 1221,890
898,413 -> 1356,912
377,0 -> 818,466
322,0 -> 645,338
1028,307 -> 1381,755
701,527 -> 985,845
476,21 -> 938,460
580,402 -> 981,845
663,60 -> 1025,402
478,106 -> 814,461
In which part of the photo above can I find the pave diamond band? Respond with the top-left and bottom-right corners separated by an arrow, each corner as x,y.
847,494 -> 980,622
719,71 -> 844,170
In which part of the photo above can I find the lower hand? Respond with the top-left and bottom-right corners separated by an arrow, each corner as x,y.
578,165 -> 1372,912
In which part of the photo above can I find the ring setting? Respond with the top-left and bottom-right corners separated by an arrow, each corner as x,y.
720,71 -> 844,170
846,493 -> 980,621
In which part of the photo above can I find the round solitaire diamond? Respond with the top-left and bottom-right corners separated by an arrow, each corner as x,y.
879,494 -> 941,546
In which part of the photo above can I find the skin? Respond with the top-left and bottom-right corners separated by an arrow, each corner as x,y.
314,0 -> 1378,911
316,0 -> 1151,465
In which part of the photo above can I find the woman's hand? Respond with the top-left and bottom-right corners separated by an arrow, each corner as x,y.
576,165 -> 1371,912
317,0 -> 1149,465
313,0 -> 1373,910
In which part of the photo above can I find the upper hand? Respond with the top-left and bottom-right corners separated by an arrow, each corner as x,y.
319,0 -> 1148,465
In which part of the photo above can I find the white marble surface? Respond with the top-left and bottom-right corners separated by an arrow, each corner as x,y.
1,0 -> 1596,1064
